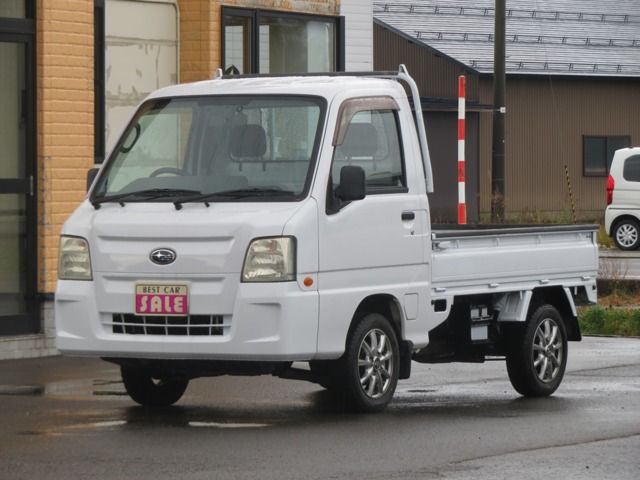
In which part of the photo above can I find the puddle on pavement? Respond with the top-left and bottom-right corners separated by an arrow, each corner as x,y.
19,430 -> 66,437
90,420 -> 128,428
0,377 -> 129,399
188,421 -> 270,428
21,417 -> 272,436
0,384 -> 44,396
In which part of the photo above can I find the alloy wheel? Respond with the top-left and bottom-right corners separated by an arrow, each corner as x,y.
358,328 -> 394,399
532,318 -> 564,383
616,223 -> 638,248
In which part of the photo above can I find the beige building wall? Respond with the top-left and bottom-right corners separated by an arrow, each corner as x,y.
105,0 -> 179,152
37,0 -> 95,293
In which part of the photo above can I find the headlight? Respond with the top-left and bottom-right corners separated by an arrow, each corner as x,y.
242,237 -> 296,282
58,236 -> 92,280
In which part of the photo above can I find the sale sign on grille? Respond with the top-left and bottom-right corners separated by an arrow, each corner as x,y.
135,284 -> 189,316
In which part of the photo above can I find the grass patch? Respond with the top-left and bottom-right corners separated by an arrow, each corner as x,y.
597,224 -> 614,248
580,281 -> 640,336
579,306 -> 640,337
598,280 -> 640,305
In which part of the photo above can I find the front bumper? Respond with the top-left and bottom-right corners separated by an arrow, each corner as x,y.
55,277 -> 319,361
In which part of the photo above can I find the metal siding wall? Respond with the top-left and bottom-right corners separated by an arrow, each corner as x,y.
374,23 -> 478,102
374,23 -> 482,221
479,76 -> 640,219
340,0 -> 373,71
478,81 -> 493,216
427,112 -> 479,223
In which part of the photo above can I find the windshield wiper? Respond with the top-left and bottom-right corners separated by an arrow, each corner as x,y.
91,188 -> 202,209
173,187 -> 296,210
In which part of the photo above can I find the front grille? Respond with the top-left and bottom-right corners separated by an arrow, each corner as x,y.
110,313 -> 228,336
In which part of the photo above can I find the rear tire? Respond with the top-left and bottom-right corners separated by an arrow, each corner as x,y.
506,304 -> 568,397
338,313 -> 400,412
121,366 -> 188,407
613,218 -> 640,250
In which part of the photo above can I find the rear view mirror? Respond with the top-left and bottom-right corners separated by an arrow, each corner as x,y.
120,123 -> 141,153
337,165 -> 366,202
87,167 -> 99,192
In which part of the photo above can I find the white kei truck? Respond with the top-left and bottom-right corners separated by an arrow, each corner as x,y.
56,66 -> 598,412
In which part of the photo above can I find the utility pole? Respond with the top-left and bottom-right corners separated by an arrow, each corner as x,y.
491,0 -> 506,222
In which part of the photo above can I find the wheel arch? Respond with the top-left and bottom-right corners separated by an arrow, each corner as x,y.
496,287 -> 581,341
610,214 -> 640,236
530,286 -> 581,341
349,294 -> 403,338
348,294 -> 412,379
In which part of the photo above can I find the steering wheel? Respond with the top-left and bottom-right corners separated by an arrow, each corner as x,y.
149,167 -> 185,177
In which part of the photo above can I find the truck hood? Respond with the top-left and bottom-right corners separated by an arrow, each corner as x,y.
62,200 -> 304,274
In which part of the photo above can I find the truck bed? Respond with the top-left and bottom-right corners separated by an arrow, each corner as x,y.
430,224 -> 599,295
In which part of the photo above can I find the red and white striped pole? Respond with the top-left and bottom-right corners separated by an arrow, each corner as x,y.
457,75 -> 467,225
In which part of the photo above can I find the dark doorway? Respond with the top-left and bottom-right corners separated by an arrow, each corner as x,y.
0,3 -> 38,335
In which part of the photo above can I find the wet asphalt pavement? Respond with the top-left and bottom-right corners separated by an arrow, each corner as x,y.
0,336 -> 639,480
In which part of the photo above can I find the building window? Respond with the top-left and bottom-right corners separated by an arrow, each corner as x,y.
222,7 -> 344,75
0,1 -> 28,18
583,135 -> 630,176
223,10 -> 252,74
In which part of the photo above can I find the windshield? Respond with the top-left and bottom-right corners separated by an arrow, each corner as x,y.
92,95 -> 325,202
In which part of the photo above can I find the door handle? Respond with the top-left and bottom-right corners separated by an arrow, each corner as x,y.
401,211 -> 415,221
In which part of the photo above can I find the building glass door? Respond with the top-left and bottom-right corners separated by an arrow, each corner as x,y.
0,5 -> 37,336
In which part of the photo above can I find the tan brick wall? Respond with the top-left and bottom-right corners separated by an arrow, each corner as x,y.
38,0 -> 94,292
178,0 -> 340,82
179,0 -> 215,83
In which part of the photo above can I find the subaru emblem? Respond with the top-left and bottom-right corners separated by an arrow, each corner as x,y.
150,248 -> 176,265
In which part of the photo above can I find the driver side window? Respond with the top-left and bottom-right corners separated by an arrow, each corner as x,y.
331,109 -> 406,193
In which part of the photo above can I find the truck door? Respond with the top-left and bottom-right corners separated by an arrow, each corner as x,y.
316,97 -> 427,355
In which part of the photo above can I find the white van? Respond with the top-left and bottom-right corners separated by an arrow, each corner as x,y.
605,147 -> 640,250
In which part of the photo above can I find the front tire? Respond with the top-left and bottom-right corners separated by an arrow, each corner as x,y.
121,366 -> 188,407
613,218 -> 640,250
338,313 -> 400,412
506,304 -> 568,397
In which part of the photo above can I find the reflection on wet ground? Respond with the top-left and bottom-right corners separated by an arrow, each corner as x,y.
1,341 -> 638,441
5,371 -> 593,438
1,339 -> 638,480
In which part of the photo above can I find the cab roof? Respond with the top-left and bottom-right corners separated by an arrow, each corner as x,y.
146,75 -> 405,101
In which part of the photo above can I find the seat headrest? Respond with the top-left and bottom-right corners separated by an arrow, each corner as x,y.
230,124 -> 267,158
340,123 -> 378,158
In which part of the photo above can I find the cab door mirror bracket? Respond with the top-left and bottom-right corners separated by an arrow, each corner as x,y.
337,165 -> 366,202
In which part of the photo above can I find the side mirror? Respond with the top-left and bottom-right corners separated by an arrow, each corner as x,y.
337,165 -> 366,202
86,167 -> 100,192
